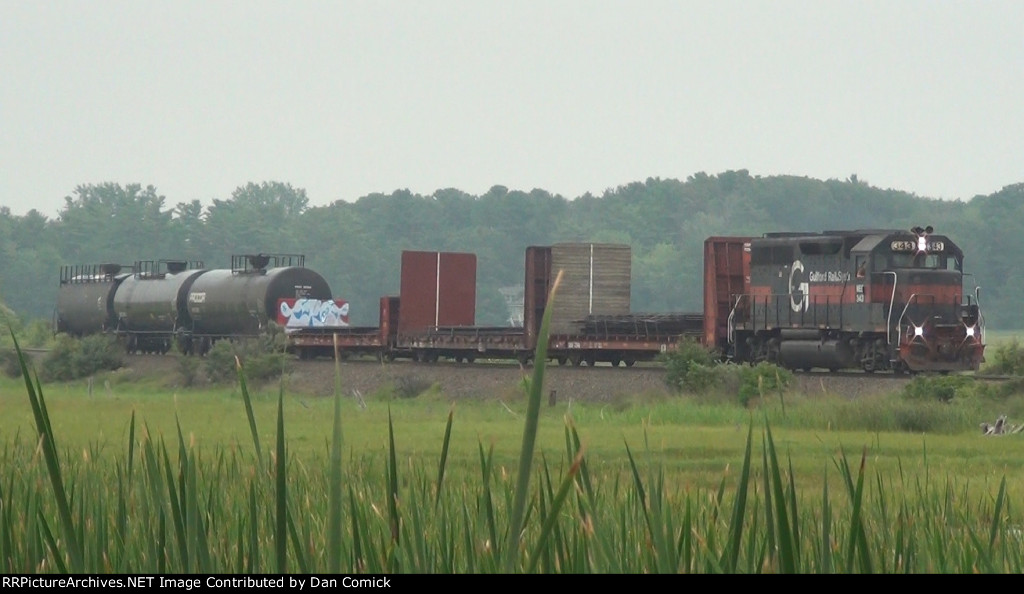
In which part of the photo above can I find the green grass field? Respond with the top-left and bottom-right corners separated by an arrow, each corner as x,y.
4,331 -> 1024,573
3,365 -> 1024,500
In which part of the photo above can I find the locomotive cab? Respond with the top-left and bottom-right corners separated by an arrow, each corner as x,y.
876,227 -> 984,372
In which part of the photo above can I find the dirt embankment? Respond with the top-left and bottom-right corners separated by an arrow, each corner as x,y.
118,354 -> 909,402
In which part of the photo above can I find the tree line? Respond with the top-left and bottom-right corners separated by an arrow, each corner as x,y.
0,172 -> 1020,330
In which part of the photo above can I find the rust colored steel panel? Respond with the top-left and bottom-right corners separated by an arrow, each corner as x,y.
523,246 -> 552,350
548,243 -> 631,335
703,237 -> 751,351
399,251 -> 476,333
380,296 -> 399,342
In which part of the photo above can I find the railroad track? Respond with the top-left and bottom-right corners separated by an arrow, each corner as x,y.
19,348 -> 1015,384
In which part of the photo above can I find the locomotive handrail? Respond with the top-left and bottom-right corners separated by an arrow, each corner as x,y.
894,293 -> 917,347
736,292 -> 849,332
885,271 -> 897,345
727,294 -> 744,345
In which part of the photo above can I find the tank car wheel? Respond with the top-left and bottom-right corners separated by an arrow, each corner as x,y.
126,335 -> 138,355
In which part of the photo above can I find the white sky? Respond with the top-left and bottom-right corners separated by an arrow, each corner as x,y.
1,1 -> 1022,217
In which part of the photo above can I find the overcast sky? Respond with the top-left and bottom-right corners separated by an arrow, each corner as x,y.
1,1 -> 1021,218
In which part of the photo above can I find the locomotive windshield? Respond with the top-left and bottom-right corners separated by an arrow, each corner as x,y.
887,251 -> 961,271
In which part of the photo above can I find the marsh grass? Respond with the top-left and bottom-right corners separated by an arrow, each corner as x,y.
5,306 -> 1024,573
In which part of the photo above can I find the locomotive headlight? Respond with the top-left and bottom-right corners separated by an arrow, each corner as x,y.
913,324 -> 925,338
966,325 -> 976,338
917,235 -> 928,252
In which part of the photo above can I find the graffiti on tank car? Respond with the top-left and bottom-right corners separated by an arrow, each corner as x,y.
278,298 -> 350,329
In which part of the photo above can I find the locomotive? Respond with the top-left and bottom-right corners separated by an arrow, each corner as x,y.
705,226 -> 985,373
54,254 -> 333,355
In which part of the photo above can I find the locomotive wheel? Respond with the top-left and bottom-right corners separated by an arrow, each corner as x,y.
557,356 -> 568,366
570,355 -> 582,367
610,357 -> 621,367
624,357 -> 636,367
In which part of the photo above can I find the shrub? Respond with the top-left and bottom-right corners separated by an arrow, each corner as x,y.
391,375 -> 434,399
41,334 -> 124,381
661,338 -> 722,393
902,374 -> 976,403
737,362 -> 793,406
1,348 -> 21,378
202,334 -> 291,385
20,319 -> 55,348
176,354 -> 202,387
984,339 -> 1024,376
203,340 -> 242,384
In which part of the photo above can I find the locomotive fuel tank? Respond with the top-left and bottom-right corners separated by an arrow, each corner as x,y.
186,263 -> 332,337
778,339 -> 856,370
55,264 -> 130,336
113,263 -> 208,334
